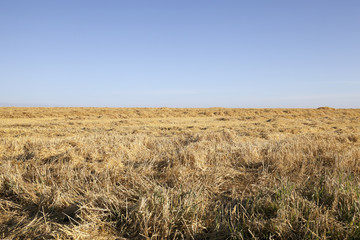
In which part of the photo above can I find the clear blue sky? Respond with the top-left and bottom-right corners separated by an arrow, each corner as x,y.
1,1 -> 359,108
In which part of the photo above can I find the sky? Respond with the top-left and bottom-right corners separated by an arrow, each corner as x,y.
1,1 -> 360,108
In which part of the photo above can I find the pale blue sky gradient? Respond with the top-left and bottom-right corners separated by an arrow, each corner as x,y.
1,1 -> 360,107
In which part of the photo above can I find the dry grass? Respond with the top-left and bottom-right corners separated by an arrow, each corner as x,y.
0,107 -> 360,239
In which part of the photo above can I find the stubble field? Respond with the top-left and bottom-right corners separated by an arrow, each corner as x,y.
0,107 -> 360,239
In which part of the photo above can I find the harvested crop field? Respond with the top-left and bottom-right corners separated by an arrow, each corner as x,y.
1,107 -> 360,239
